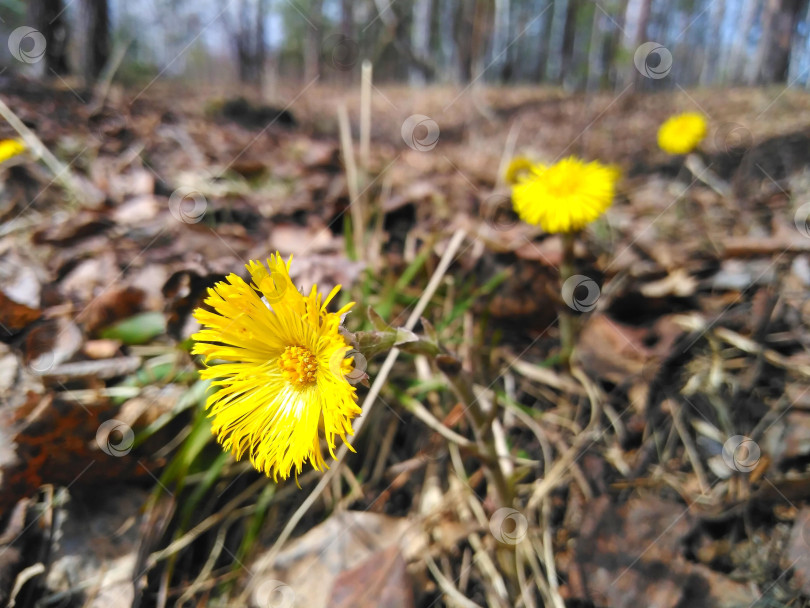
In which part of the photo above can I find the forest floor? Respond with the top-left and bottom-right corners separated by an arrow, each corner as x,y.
2,77 -> 810,607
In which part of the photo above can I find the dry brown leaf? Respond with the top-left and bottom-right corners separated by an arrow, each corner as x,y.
328,546 -> 414,608
249,511 -> 425,608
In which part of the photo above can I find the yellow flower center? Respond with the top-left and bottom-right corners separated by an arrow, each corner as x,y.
279,345 -> 317,386
546,176 -> 576,199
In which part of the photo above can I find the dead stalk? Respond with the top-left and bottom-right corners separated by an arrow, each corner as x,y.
337,103 -> 364,258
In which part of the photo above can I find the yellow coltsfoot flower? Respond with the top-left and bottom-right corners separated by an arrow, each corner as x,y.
0,139 -> 25,164
511,156 -> 618,233
192,253 -> 361,481
657,112 -> 708,155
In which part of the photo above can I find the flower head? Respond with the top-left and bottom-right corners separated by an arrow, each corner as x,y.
0,139 -> 25,164
192,254 -> 361,481
657,112 -> 707,155
510,156 -> 618,233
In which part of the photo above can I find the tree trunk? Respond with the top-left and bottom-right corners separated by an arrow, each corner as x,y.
255,0 -> 266,89
751,0 -> 807,83
605,0 -> 629,88
439,0 -> 457,81
547,0 -> 569,82
26,0 -> 69,77
227,0 -> 268,88
237,0 -> 259,84
700,0 -> 725,84
470,0 -> 493,81
634,0 -> 651,45
454,0 -> 476,82
78,0 -> 109,86
795,0 -> 810,85
730,0 -> 759,83
586,1 -> 605,90
749,0 -> 779,83
492,0 -> 511,82
341,0 -> 353,38
410,0 -> 433,85
532,0 -> 552,82
560,0 -> 580,85
303,0 -> 324,82
630,0 -> 651,87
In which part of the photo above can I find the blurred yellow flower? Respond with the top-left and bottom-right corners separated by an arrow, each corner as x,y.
192,254 -> 360,481
511,156 -> 618,233
0,139 -> 25,163
504,156 -> 534,185
657,112 -> 707,155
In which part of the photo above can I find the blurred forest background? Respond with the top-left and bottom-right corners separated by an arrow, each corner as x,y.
7,0 -> 810,607
5,0 -> 810,91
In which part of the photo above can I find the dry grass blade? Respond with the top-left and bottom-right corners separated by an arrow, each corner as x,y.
425,552 -> 483,608
337,103 -> 364,258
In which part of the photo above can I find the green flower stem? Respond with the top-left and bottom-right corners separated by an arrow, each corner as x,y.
352,329 -> 440,360
558,231 -> 577,367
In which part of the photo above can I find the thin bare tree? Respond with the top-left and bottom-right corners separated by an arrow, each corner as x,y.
78,0 -> 109,87
27,0 -> 69,77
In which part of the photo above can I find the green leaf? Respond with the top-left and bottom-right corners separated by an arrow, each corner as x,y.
367,306 -> 391,331
100,311 -> 166,344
